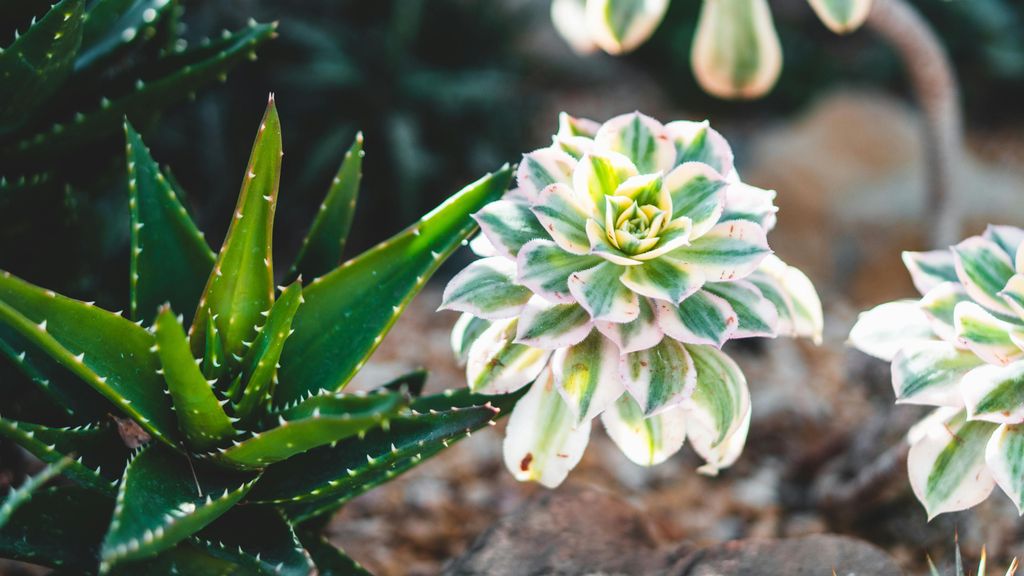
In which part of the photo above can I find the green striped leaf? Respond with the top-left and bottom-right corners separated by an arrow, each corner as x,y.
984,224 -> 1024,260
287,132 -> 363,282
594,296 -> 663,353
552,332 -> 623,424
619,253 -> 704,304
503,369 -> 591,488
891,341 -> 982,407
567,261 -> 638,323
441,257 -> 532,320
467,318 -> 551,394
954,301 -> 1024,366
451,313 -> 491,366
1000,274 -> 1024,321
585,0 -> 670,55
654,290 -> 737,347
849,300 -> 935,362
593,112 -> 674,173
902,250 -> 959,295
961,361 -> 1024,424
807,0 -> 872,34
620,338 -> 696,415
747,255 -> 822,343
667,220 -> 770,282
664,162 -> 726,235
101,445 -> 258,568
952,236 -> 1016,316
686,344 -> 749,446
126,121 -> 215,323
516,147 -> 575,199
664,120 -> 734,176
985,423 -> 1024,514
0,0 -> 85,135
719,182 -> 778,230
572,151 -> 638,211
908,408 -> 997,519
0,418 -> 126,494
473,199 -> 548,260
688,402 -> 751,475
153,306 -> 236,451
601,394 -> 686,466
275,166 -> 512,405
703,280 -> 778,338
191,97 -> 281,373
691,0 -> 782,99
920,281 -> 970,343
531,183 -> 593,254
0,271 -> 178,444
514,296 -> 593,350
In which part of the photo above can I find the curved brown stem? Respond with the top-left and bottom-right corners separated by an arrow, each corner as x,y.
865,0 -> 964,247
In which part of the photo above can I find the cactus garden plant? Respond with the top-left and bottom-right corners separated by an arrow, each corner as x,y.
441,111 -> 823,487
849,225 -> 1024,518
0,94 -> 516,574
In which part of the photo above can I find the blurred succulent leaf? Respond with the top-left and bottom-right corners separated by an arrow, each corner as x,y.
585,0 -> 670,55
297,531 -> 373,576
0,486 -> 113,571
686,344 -> 750,446
807,0 -> 873,35
551,0 -> 598,54
77,0 -> 177,71
275,165 -> 513,405
0,418 -> 127,494
0,0 -> 85,135
0,271 -> 179,444
191,96 -> 281,372
101,444 -> 258,568
691,0 -> 783,100
377,368 -> 428,397
126,121 -> 215,323
0,458 -> 71,530
287,132 -> 363,282
601,393 -> 686,466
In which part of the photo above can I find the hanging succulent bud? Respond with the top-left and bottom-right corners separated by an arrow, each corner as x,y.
551,0 -> 670,56
551,0 -> 600,54
807,0 -> 873,35
691,0 -> 783,100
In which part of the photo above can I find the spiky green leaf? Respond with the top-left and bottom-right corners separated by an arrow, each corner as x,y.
0,418 -> 127,494
0,458 -> 71,530
0,486 -> 113,571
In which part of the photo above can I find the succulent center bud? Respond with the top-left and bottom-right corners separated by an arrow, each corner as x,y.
604,195 -> 666,255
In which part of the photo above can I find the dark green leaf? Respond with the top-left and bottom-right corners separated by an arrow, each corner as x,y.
275,165 -> 512,405
0,458 -> 71,530
378,368 -> 428,397
126,121 -> 215,323
192,505 -> 314,576
77,0 -> 177,72
298,530 -> 372,576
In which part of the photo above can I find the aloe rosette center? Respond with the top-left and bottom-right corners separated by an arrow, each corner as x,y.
441,111 -> 823,487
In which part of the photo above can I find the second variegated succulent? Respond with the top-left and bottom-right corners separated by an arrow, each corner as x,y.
441,111 -> 822,487
851,225 -> 1024,518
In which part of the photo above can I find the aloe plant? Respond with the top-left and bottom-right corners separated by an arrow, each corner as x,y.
928,535 -> 1019,576
850,225 -> 1024,519
0,95 -> 515,574
442,111 -> 823,487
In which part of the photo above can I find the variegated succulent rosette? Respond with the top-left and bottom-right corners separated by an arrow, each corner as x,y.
441,112 -> 822,487
850,225 -> 1024,519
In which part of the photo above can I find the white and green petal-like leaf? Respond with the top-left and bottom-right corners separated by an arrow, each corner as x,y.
691,0 -> 783,100
473,200 -> 548,260
688,405 -> 751,476
503,368 -> 592,488
902,250 -> 959,296
953,236 -> 1016,316
1000,274 -> 1024,321
601,395 -> 687,466
517,147 -> 577,201
961,361 -> 1024,424
719,182 -> 778,231
593,112 -> 675,173
907,408 -> 997,519
630,219 -> 694,262
807,0 -> 872,34
517,239 -> 603,303
552,332 -> 625,424
848,300 -> 935,361
685,344 -> 750,448
466,318 -> 551,395
954,301 -> 1024,366
585,219 -> 643,266
584,0 -> 670,55
531,183 -> 593,254
551,0 -> 599,55
558,112 -> 601,140
572,151 -> 639,213
515,296 -> 593,350
469,232 -> 497,258
667,220 -> 771,282
568,261 -> 639,323
595,297 -> 664,354
920,282 -> 971,344
620,257 -> 704,303
748,255 -> 822,343
440,257 -> 532,320
451,313 -> 492,366
985,423 -> 1024,515
664,120 -> 735,177
664,162 -> 727,237
620,338 -> 696,415
703,280 -> 778,339
891,340 -> 981,407
654,291 -> 737,347
983,224 -> 1024,261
